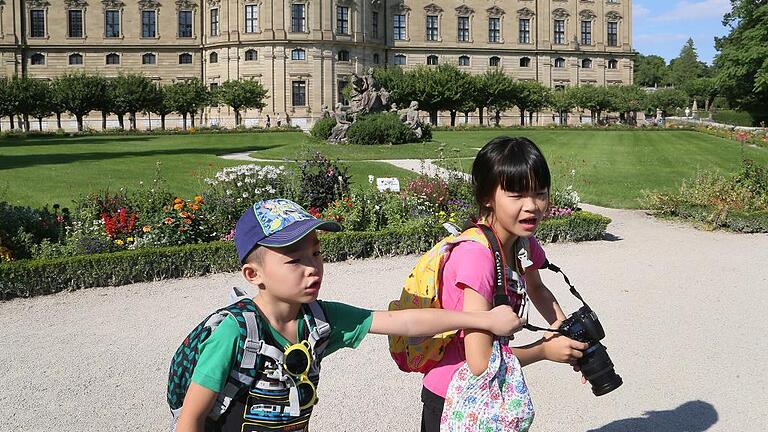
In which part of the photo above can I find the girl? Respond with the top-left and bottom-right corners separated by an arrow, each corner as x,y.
420,136 -> 588,432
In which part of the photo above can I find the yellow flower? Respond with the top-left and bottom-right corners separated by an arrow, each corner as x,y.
174,197 -> 183,204
174,203 -> 184,210
194,195 -> 204,204
127,237 -> 134,242
114,239 -> 124,246
142,225 -> 152,233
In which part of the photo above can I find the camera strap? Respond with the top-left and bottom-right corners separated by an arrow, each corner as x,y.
474,224 -> 510,308
542,260 -> 587,306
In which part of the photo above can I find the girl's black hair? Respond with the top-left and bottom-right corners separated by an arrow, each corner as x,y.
471,136 -> 551,219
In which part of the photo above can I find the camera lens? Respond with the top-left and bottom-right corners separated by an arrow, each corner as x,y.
579,343 -> 623,396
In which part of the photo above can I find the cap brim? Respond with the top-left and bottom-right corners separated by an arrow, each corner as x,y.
257,219 -> 342,248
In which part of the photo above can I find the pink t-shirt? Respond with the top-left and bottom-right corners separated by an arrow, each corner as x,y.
422,237 -> 546,397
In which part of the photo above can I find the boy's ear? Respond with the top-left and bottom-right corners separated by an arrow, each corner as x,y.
242,262 -> 264,288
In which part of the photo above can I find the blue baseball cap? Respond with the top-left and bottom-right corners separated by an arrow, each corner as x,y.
235,198 -> 342,263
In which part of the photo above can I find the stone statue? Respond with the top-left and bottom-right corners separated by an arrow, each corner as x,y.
401,101 -> 423,139
685,107 -> 691,118
348,67 -> 390,118
328,103 -> 352,143
320,104 -> 331,119
390,103 -> 398,112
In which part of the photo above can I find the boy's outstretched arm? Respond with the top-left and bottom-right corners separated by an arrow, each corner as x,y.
369,305 -> 525,337
176,383 -> 218,432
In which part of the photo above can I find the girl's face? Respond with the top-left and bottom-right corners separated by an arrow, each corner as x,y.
486,185 -> 549,240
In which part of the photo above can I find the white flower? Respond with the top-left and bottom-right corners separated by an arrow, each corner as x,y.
368,175 -> 375,184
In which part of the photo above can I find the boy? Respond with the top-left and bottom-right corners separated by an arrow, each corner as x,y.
176,198 -> 525,432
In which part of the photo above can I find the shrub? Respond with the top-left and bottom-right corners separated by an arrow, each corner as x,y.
645,159 -> 768,232
202,164 -> 296,236
297,152 -> 350,211
712,110 -> 755,127
310,117 -> 337,140
0,202 -> 69,261
346,112 -> 414,145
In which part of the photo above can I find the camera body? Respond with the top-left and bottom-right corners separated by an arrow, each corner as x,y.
559,305 -> 623,396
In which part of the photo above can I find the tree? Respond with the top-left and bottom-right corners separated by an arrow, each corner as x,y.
646,88 -> 688,116
430,64 -> 474,127
682,77 -> 719,112
216,79 -> 269,126
49,79 -> 68,130
92,76 -> 113,130
607,85 -> 646,125
669,38 -> 708,87
147,84 -> 173,130
0,77 -> 19,132
714,0 -> 768,123
165,79 -> 209,129
472,69 -> 515,126
110,74 -> 155,130
513,80 -> 550,126
547,87 -> 576,125
372,66 -> 410,108
56,73 -> 107,131
634,54 -> 671,88
405,66 -> 447,125
10,77 -> 51,132
29,80 -> 54,130
571,85 -> 612,124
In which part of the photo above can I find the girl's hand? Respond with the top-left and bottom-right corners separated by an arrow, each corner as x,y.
540,320 -> 589,363
486,305 -> 527,336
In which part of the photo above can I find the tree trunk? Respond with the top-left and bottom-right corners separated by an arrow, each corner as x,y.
9,115 -> 14,130
17,116 -> 24,130
235,109 -> 240,126
191,112 -> 196,128
76,115 -> 84,132
23,114 -> 30,132
117,114 -> 125,130
161,114 -> 166,130
56,113 -> 62,130
38,117 -> 43,130
182,113 -> 187,130
478,107 -> 484,126
494,110 -> 501,127
464,112 -> 469,124
429,111 -> 438,125
520,110 -> 526,126
450,111 -> 456,127
130,112 -> 137,130
529,111 -> 534,126
101,112 -> 107,130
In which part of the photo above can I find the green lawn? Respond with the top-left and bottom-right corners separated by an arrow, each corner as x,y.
1,130 -> 765,209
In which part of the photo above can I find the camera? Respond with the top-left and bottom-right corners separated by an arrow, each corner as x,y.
559,305 -> 623,396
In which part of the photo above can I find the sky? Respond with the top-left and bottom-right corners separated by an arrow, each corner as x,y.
632,0 -> 733,65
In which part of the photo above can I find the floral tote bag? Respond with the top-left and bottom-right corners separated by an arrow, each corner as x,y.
440,340 -> 535,432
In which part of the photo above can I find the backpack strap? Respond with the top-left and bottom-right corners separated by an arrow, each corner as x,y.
303,301 -> 331,362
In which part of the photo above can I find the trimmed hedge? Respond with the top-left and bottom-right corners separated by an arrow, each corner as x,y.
310,117 -> 337,140
535,211 -> 611,243
0,212 -> 610,299
712,110 -> 755,127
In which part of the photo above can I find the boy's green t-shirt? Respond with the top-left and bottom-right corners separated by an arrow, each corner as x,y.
192,300 -> 373,393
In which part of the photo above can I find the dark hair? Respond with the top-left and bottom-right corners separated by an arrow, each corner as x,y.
471,136 -> 551,219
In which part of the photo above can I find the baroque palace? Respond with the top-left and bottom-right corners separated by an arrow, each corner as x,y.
0,0 -> 633,127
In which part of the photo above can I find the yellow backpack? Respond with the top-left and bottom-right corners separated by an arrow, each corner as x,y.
388,224 -> 528,373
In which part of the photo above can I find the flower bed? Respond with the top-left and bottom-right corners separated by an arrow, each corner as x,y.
1,153 -> 611,298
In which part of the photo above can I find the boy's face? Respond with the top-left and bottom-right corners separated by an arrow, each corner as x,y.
246,231 -> 324,304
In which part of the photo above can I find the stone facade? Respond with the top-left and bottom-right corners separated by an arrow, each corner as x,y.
0,0 -> 633,128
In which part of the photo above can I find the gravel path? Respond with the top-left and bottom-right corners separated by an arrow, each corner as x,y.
2,205 -> 767,432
